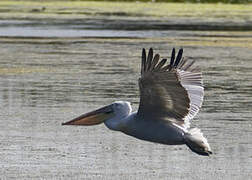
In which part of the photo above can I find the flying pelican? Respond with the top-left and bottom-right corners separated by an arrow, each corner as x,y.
62,47 -> 212,156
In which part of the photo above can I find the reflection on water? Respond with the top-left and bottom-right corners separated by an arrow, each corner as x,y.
0,27 -> 251,179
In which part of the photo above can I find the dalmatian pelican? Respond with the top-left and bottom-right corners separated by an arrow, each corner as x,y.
62,47 -> 212,156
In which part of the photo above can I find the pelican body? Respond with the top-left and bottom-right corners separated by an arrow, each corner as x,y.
63,47 -> 212,156
106,109 -> 185,146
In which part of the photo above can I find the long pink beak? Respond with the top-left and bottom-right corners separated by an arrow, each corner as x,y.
62,104 -> 114,126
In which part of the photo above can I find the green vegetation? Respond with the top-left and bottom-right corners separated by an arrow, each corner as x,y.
0,0 -> 250,20
77,0 -> 250,3
3,0 -> 251,4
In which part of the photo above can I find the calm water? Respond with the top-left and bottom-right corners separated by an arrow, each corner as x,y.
0,19 -> 251,179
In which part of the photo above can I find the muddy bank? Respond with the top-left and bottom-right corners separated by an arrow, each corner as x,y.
0,1 -> 252,31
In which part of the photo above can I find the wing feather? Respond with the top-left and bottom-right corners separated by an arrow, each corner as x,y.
170,48 -> 176,66
155,59 -> 167,70
137,48 -> 204,129
141,48 -> 146,75
150,54 -> 160,71
174,49 -> 183,68
146,48 -> 153,71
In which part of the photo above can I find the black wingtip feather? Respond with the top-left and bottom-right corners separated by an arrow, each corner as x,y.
146,48 -> 153,70
174,48 -> 183,68
141,48 -> 146,74
142,48 -> 146,59
170,48 -> 175,66
141,47 -> 189,73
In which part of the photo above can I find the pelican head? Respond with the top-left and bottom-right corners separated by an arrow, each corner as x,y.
62,101 -> 132,131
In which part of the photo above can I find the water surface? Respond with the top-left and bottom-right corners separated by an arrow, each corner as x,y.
0,17 -> 251,179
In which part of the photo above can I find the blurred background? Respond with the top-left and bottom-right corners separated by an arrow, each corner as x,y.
0,0 -> 251,179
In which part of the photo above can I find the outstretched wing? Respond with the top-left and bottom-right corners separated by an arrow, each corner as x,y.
137,48 -> 204,129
